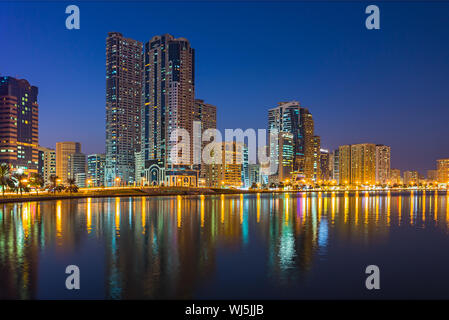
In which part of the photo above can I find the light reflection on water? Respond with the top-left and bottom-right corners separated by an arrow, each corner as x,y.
1,191 -> 449,299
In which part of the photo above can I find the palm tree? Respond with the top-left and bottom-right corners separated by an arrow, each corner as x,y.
12,173 -> 28,195
0,163 -> 12,196
49,175 -> 59,193
30,173 -> 44,195
66,178 -> 78,194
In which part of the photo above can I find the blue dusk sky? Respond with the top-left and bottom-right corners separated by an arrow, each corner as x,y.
1,1 -> 449,174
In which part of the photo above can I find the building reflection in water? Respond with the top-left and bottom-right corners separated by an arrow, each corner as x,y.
0,191 -> 449,299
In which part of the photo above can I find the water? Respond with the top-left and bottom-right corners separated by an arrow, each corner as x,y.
1,191 -> 449,299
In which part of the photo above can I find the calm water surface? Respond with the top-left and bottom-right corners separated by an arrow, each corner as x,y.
1,191 -> 449,299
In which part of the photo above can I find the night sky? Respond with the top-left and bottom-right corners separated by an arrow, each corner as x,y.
1,1 -> 449,174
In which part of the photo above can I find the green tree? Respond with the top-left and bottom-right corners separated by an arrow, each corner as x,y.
0,163 -> 12,196
12,173 -> 28,195
49,175 -> 59,193
66,178 -> 78,194
30,173 -> 44,195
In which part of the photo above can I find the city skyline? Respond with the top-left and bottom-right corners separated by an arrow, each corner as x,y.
2,2 -> 449,174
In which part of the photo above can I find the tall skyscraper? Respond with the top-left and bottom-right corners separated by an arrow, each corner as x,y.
437,159 -> 449,183
350,144 -> 376,185
338,143 -> 378,185
312,136 -> 321,182
331,149 -> 339,183
87,154 -> 106,187
320,149 -> 330,181
38,146 -> 56,185
105,32 -> 143,186
194,99 -> 217,182
338,145 -> 351,185
141,34 -> 195,172
0,76 -> 39,174
56,142 -> 81,184
268,101 -> 318,183
375,144 -> 391,184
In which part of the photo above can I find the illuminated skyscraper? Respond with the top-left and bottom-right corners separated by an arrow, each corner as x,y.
350,143 -> 376,185
320,149 -> 330,181
194,99 -> 217,182
105,32 -> 143,186
338,145 -> 351,185
437,159 -> 449,183
375,144 -> 391,184
0,76 -> 39,174
141,34 -> 195,171
87,154 -> 106,187
268,101 -> 318,183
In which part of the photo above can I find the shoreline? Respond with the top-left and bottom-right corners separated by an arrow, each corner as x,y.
0,187 -> 447,204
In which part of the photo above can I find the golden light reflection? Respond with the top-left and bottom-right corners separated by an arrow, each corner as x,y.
221,194 -> 225,224
375,195 -> 379,225
115,197 -> 120,233
423,191 -> 426,222
201,195 -> 205,228
434,191 -> 438,222
344,193 -> 348,223
387,192 -> 391,226
56,200 -> 62,240
410,192 -> 414,225
398,195 -> 402,226
285,193 -> 289,225
364,192 -> 369,225
142,197 -> 146,234
177,195 -> 182,228
22,203 -> 30,238
256,193 -> 260,223
87,198 -> 92,233
331,192 -> 336,223
355,191 -> 359,225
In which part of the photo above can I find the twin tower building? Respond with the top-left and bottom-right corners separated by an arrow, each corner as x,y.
105,32 -> 216,186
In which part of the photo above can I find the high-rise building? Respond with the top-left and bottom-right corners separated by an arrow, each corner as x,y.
320,149 -> 330,181
312,136 -> 321,182
403,170 -> 419,185
391,168 -> 401,184
204,142 -> 243,187
141,34 -> 195,171
278,132 -> 294,182
87,154 -> 106,187
0,76 -> 39,174
437,159 -> 449,183
338,145 -> 351,185
68,153 -> 87,187
350,143 -> 376,185
331,149 -> 339,183
194,99 -> 217,182
338,143 -> 377,185
268,101 -> 318,183
105,32 -> 143,186
38,146 -> 56,185
375,144 -> 391,184
427,169 -> 438,182
56,142 -> 81,184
